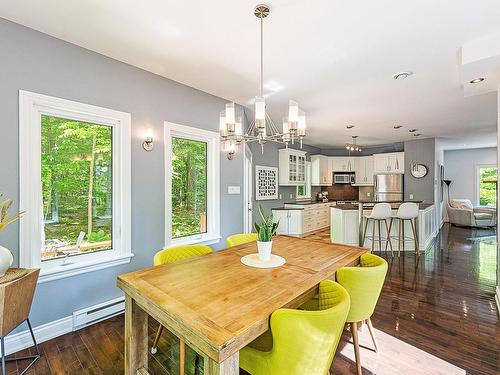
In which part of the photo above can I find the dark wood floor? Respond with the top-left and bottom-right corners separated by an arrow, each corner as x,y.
4,224 -> 499,374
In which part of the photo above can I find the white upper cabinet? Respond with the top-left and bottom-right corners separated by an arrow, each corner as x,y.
330,157 -> 355,172
354,156 -> 374,185
311,155 -> 331,186
278,149 -> 307,186
373,152 -> 404,174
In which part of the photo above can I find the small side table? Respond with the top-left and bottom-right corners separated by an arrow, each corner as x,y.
0,268 -> 40,375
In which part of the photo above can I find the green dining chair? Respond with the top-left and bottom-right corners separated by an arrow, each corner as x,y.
336,253 -> 388,375
240,280 -> 350,375
225,233 -> 258,248
151,244 -> 212,375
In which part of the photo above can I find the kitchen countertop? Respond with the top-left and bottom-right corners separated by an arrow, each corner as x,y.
332,201 -> 434,211
271,207 -> 304,210
283,200 -> 334,205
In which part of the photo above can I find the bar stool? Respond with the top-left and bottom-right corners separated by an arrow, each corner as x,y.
392,202 -> 419,257
361,203 -> 393,254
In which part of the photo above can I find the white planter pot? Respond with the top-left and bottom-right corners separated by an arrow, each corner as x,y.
257,241 -> 273,262
0,245 -> 14,277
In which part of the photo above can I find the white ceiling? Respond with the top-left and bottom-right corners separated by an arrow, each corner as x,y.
1,0 -> 500,149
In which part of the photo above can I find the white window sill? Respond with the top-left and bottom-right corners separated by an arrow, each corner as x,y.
38,253 -> 134,283
168,235 -> 222,249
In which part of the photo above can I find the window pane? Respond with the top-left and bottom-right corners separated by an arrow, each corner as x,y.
41,115 -> 113,261
297,185 -> 305,197
171,137 -> 207,238
479,167 -> 497,206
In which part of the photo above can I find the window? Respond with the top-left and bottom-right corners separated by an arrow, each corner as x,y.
296,161 -> 312,200
476,165 -> 497,207
165,122 -> 220,247
20,91 -> 132,282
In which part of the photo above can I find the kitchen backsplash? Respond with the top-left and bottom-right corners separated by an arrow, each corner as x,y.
321,184 -> 359,200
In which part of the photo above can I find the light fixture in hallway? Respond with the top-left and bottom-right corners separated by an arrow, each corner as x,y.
220,4 -> 307,160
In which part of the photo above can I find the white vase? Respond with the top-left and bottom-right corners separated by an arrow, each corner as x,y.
257,241 -> 273,262
0,245 -> 13,277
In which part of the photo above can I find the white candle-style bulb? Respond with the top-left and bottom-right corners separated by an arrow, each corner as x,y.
235,117 -> 243,137
219,111 -> 227,137
288,100 -> 299,123
225,102 -> 236,124
298,110 -> 306,136
255,96 -> 266,122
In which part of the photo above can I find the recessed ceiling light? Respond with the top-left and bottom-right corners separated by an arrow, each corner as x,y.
469,78 -> 485,84
413,133 -> 422,137
409,128 -> 418,133
393,71 -> 413,80
393,125 -> 402,129
346,125 -> 355,129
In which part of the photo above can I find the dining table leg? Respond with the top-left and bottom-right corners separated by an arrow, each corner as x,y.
205,352 -> 239,375
124,296 -> 149,375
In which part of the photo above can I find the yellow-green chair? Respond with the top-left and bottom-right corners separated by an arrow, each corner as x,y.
240,280 -> 350,375
336,253 -> 388,375
151,245 -> 212,375
225,233 -> 258,248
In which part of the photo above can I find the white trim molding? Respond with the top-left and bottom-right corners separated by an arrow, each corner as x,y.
164,121 -> 220,248
496,286 -> 500,317
19,91 -> 132,282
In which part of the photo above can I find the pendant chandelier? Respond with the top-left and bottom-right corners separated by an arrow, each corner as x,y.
220,4 -> 307,160
345,136 -> 362,152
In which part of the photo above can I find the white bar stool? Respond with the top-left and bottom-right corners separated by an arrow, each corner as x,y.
361,203 -> 393,253
392,202 -> 419,256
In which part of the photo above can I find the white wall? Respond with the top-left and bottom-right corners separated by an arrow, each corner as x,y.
444,147 -> 497,207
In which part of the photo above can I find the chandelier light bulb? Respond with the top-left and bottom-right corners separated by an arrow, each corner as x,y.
219,111 -> 227,137
288,100 -> 299,123
298,110 -> 306,136
225,102 -> 235,125
255,96 -> 266,124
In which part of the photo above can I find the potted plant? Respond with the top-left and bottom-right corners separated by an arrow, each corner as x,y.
0,194 -> 23,277
253,205 -> 279,262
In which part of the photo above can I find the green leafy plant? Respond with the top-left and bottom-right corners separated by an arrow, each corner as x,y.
253,205 -> 279,242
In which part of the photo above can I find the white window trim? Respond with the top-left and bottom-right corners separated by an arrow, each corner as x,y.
296,161 -> 312,200
475,163 -> 497,207
164,121 -> 220,248
19,91 -> 132,283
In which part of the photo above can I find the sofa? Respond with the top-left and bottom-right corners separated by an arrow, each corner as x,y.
447,199 -> 496,227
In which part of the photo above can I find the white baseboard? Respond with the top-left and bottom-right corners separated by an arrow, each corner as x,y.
4,316 -> 73,356
4,296 -> 125,356
496,286 -> 500,317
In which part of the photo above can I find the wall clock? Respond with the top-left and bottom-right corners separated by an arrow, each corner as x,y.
411,163 -> 428,178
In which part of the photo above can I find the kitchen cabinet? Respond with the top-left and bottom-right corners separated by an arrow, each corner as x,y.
311,155 -> 332,186
273,202 -> 335,236
330,157 -> 355,172
278,149 -> 307,186
272,209 -> 303,236
373,152 -> 404,174
354,156 -> 374,185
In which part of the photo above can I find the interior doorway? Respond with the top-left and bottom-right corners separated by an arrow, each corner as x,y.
243,145 -> 253,233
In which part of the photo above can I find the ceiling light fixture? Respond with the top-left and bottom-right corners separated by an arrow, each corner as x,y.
394,125 -> 402,129
393,71 -> 413,80
469,78 -> 485,84
409,128 -> 418,133
346,125 -> 355,129
345,136 -> 362,152
220,4 -> 306,160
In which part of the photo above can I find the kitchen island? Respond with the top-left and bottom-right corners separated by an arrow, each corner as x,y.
330,201 -> 438,252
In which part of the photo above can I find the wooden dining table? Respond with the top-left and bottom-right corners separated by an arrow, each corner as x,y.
117,235 -> 368,375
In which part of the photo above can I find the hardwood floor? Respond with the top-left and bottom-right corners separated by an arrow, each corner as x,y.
4,224 -> 499,374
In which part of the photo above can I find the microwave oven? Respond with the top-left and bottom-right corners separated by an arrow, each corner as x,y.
333,173 -> 355,184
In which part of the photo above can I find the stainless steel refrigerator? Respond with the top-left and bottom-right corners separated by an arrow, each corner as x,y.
374,174 -> 404,201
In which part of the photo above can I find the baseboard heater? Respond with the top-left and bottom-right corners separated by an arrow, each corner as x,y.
72,296 -> 125,330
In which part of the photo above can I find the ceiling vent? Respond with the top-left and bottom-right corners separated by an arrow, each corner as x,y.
393,71 -> 413,80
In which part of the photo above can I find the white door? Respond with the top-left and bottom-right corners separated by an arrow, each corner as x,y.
243,145 -> 253,233
288,210 -> 303,235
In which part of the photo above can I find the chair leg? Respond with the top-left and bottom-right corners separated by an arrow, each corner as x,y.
402,220 -> 405,252
371,220 -> 376,251
179,340 -> 185,375
366,318 -> 379,353
384,219 -> 393,257
351,322 -> 362,375
151,325 -> 164,354
377,220 -> 382,251
362,218 -> 369,247
397,219 -> 402,257
410,218 -> 419,255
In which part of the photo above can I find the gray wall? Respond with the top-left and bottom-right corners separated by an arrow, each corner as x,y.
0,19 -> 244,327
404,138 -> 436,203
248,140 -> 321,224
444,147 -> 497,205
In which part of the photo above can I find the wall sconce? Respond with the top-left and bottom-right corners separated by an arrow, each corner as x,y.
143,128 -> 154,151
